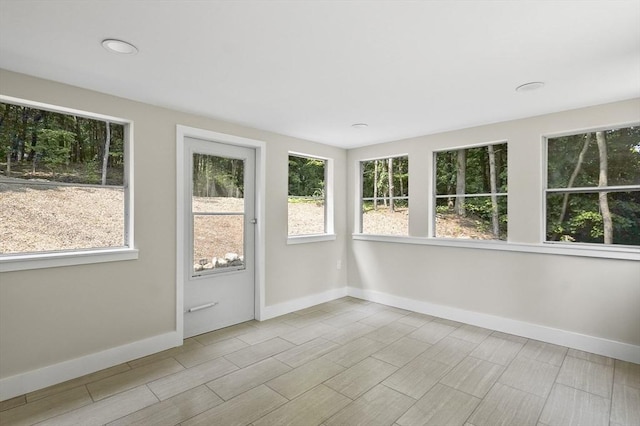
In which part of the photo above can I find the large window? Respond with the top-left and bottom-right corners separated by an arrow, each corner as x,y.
288,153 -> 328,236
0,98 -> 132,256
360,155 -> 409,235
546,126 -> 640,246
434,143 -> 508,240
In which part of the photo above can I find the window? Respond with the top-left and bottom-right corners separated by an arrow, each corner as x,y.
288,153 -> 330,236
546,126 -> 640,246
0,98 -> 132,258
434,143 -> 507,240
360,155 -> 409,235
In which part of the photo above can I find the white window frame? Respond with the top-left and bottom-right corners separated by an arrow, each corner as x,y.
357,154 -> 409,235
286,151 -> 335,244
542,123 -> 640,251
0,95 -> 137,272
432,140 -> 508,240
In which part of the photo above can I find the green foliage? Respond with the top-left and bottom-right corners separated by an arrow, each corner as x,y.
546,127 -> 640,246
361,156 -> 408,199
288,155 -> 325,197
0,102 -> 125,184
35,129 -> 74,170
435,143 -> 508,195
192,154 -> 244,198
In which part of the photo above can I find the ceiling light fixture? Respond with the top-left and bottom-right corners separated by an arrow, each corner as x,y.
515,81 -> 545,92
351,123 -> 368,129
101,39 -> 138,55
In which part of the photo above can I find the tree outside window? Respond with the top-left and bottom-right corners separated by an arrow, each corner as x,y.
434,143 -> 508,240
360,155 -> 409,235
546,126 -> 640,246
288,154 -> 327,236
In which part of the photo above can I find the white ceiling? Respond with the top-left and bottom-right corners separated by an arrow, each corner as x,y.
1,1 -> 639,148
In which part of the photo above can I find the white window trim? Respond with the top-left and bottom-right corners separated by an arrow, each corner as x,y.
358,153 -> 409,235
431,140 -> 508,239
0,95 -> 137,272
287,151 -> 334,242
541,123 -> 640,252
352,234 -> 640,261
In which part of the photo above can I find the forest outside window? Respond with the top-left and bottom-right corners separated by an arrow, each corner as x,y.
360,155 -> 409,235
546,126 -> 640,247
0,98 -> 132,259
434,143 -> 507,240
288,153 -> 331,237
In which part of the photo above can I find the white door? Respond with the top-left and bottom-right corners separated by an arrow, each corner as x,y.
182,137 -> 256,338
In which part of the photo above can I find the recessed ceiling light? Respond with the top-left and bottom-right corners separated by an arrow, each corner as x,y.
515,81 -> 545,92
351,123 -> 368,129
102,39 -> 138,55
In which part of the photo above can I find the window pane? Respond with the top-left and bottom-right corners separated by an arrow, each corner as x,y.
547,127 -> 640,188
0,181 -> 124,253
192,154 -> 244,213
288,155 -> 326,235
546,191 -> 640,246
362,199 -> 408,235
435,196 -> 507,240
288,197 -> 325,235
0,102 -> 128,255
193,214 -> 245,273
361,156 -> 409,235
435,144 -> 508,195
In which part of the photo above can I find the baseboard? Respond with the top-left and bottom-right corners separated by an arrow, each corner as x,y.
0,331 -> 181,402
260,287 -> 348,320
347,286 -> 640,364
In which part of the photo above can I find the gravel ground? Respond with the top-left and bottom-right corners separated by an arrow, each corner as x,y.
0,179 -> 124,254
1,180 -> 494,256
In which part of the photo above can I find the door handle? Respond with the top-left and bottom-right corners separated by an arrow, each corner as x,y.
186,302 -> 218,313
250,218 -> 257,224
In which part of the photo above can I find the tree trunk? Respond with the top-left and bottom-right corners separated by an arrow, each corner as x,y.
559,134 -> 591,223
5,151 -> 10,177
596,131 -> 613,244
101,121 -> 111,185
388,157 -> 394,212
488,144 -> 499,237
373,160 -> 378,210
455,149 -> 466,216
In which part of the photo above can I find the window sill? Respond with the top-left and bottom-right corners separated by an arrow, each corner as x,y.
287,234 -> 337,245
351,234 -> 640,261
0,248 -> 139,273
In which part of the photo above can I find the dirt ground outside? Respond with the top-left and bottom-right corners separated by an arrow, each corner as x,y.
1,180 -> 497,257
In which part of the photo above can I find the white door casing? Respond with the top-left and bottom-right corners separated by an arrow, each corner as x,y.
176,126 -> 266,341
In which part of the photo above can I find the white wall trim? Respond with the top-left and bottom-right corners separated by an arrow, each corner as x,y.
347,286 -> 640,364
351,234 -> 640,261
0,331 -> 180,402
260,287 -> 348,320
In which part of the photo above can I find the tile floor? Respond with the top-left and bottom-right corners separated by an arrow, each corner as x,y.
1,297 -> 639,426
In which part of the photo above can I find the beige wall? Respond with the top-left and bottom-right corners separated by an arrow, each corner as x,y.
0,70 -> 348,379
347,98 -> 640,346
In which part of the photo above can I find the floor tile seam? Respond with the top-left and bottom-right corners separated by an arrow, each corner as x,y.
91,360 -> 189,395
464,354 -> 507,370
553,363 -> 615,401
206,356 -> 292,387
0,396 -> 27,412
0,385 -> 95,425
51,384 -> 157,426
322,364 -> 397,401
203,382 -> 227,403
555,382 -> 615,402
27,363 -> 136,403
381,379 -> 434,402
22,381 -> 88,405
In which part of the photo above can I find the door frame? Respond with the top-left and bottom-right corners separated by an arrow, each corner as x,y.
176,125 -> 266,342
